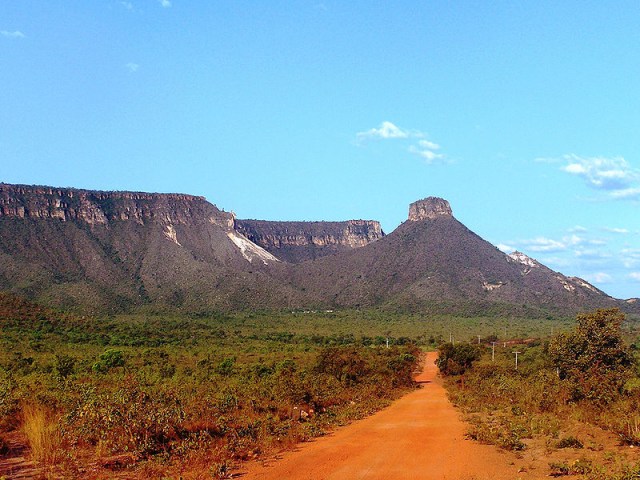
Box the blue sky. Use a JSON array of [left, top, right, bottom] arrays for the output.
[[1, 1, 639, 299]]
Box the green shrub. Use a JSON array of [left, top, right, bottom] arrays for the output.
[[548, 308, 634, 404], [436, 342, 481, 376], [92, 349, 125, 374]]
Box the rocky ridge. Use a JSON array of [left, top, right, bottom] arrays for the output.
[[235, 219, 384, 263], [0, 183, 235, 229]]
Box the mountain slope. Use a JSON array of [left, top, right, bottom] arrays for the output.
[[284, 198, 624, 315], [0, 184, 289, 312]]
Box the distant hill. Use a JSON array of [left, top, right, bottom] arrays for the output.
[[0, 183, 636, 316]]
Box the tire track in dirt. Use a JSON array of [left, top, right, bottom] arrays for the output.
[[239, 351, 528, 480]]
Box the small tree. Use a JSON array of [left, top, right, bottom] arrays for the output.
[[548, 308, 634, 403], [436, 342, 481, 376]]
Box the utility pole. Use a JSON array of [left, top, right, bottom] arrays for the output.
[[512, 351, 521, 370], [492, 342, 496, 362], [477, 335, 481, 344]]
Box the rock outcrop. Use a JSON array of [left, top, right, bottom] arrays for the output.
[[0, 183, 235, 229], [408, 197, 452, 221], [235, 219, 384, 263]]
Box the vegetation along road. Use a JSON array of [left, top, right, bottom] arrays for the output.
[[240, 351, 527, 480]]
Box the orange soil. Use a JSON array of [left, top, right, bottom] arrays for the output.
[[238, 351, 529, 480]]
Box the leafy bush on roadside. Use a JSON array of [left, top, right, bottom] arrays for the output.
[[436, 342, 481, 376]]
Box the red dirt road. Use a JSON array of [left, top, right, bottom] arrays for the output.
[[239, 352, 524, 480]]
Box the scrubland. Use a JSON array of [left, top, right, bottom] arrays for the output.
[[440, 308, 640, 479], [3, 291, 637, 479]]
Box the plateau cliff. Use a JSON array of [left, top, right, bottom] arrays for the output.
[[0, 183, 286, 312], [235, 219, 384, 263]]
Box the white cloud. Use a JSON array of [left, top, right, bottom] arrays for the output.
[[1, 30, 25, 39], [522, 236, 568, 253], [560, 154, 640, 197], [622, 248, 640, 268], [610, 187, 640, 200], [574, 249, 611, 260], [356, 121, 410, 142], [159, 0, 172, 7], [417, 139, 440, 150], [629, 272, 640, 282], [356, 121, 446, 164], [568, 225, 588, 233], [125, 62, 139, 72], [408, 145, 445, 163], [603, 227, 629, 234], [540, 256, 572, 268], [496, 243, 514, 253], [583, 272, 613, 284]]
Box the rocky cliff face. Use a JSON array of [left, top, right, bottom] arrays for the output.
[[0, 183, 235, 229], [235, 219, 384, 263], [408, 197, 452, 221]]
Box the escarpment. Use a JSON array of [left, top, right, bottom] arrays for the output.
[[235, 219, 384, 263], [0, 183, 235, 229]]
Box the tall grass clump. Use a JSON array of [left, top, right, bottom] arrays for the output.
[[21, 403, 62, 466]]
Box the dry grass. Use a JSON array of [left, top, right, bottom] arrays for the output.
[[21, 404, 62, 467]]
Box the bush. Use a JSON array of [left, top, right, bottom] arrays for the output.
[[548, 308, 634, 404], [92, 349, 125, 374], [436, 342, 481, 376]]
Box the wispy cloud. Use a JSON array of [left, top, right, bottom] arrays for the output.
[[356, 121, 411, 142], [622, 248, 640, 269], [574, 249, 611, 260], [506, 233, 608, 255], [159, 0, 172, 7], [563, 154, 638, 190], [583, 272, 613, 284], [355, 121, 446, 164], [629, 272, 640, 282], [1, 30, 25, 39], [520, 236, 569, 253], [516, 234, 590, 253], [496, 243, 515, 253], [610, 187, 640, 200], [125, 62, 139, 73], [120, 1, 134, 10], [602, 227, 629, 234], [409, 140, 445, 164], [539, 154, 640, 200]]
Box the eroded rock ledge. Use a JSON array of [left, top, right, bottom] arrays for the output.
[[408, 197, 452, 221]]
